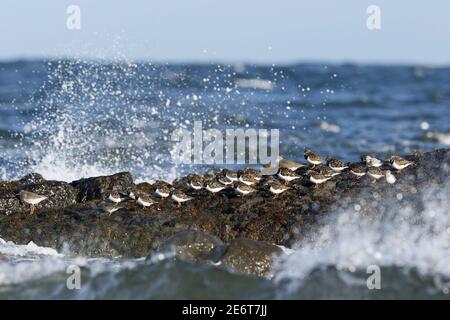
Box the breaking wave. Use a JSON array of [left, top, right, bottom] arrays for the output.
[[272, 183, 450, 298]]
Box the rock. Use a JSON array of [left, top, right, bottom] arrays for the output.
[[71, 172, 135, 202], [0, 148, 448, 268], [158, 230, 225, 263], [19, 173, 45, 185], [219, 238, 284, 277]]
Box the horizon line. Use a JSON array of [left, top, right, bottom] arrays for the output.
[[1, 55, 450, 68]]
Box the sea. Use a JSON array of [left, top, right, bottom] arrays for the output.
[[0, 59, 449, 299]]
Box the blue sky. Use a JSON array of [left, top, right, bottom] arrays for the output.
[[1, 0, 449, 64]]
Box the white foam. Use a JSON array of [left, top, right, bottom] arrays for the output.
[[0, 238, 62, 257], [273, 183, 450, 288]]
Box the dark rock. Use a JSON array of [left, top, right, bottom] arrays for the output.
[[70, 172, 135, 202], [0, 148, 448, 270], [19, 173, 45, 185], [219, 238, 284, 277], [158, 230, 225, 263]]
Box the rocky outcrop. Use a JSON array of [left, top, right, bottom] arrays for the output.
[[70, 172, 135, 202], [0, 148, 449, 276]]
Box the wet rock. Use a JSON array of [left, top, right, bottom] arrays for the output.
[[19, 173, 45, 185], [71, 172, 134, 202], [0, 148, 447, 264], [219, 238, 284, 277], [158, 230, 225, 263]]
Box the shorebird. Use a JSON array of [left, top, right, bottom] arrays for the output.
[[242, 168, 262, 181], [188, 175, 204, 190], [367, 167, 384, 182], [361, 155, 383, 168], [239, 173, 258, 186], [277, 156, 308, 171], [349, 163, 367, 179], [127, 191, 136, 201], [326, 157, 348, 172], [268, 181, 290, 199], [136, 194, 156, 209], [385, 170, 397, 184], [18, 190, 48, 215], [171, 190, 194, 209], [225, 170, 239, 182], [304, 148, 323, 168], [205, 180, 226, 195], [277, 168, 301, 185], [154, 184, 172, 198], [306, 170, 331, 189], [218, 176, 234, 186], [235, 183, 256, 196], [317, 165, 341, 177], [389, 156, 414, 171], [108, 191, 124, 204], [98, 202, 123, 216]]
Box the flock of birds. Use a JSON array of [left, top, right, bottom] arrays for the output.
[[16, 148, 415, 215]]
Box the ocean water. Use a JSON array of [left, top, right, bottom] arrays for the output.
[[0, 59, 450, 299]]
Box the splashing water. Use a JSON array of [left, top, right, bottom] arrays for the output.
[[2, 60, 449, 182], [272, 183, 450, 297], [23, 60, 175, 182]]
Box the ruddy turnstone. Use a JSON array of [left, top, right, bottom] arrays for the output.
[[235, 183, 256, 196], [268, 181, 290, 199], [277, 168, 301, 185], [367, 167, 384, 182], [18, 190, 48, 215], [242, 168, 262, 181], [277, 156, 307, 171], [304, 148, 323, 167], [99, 202, 123, 216], [154, 184, 172, 198], [188, 175, 204, 190], [108, 191, 124, 204], [306, 170, 331, 189], [136, 194, 156, 209], [239, 173, 258, 186], [225, 170, 239, 182], [326, 157, 348, 172], [218, 176, 234, 186], [205, 180, 226, 194], [318, 165, 341, 177], [127, 191, 136, 201], [171, 190, 194, 208], [361, 155, 383, 168], [349, 163, 367, 179], [385, 170, 397, 184], [389, 156, 414, 171]]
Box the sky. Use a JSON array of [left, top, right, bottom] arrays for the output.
[[1, 0, 449, 65]]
